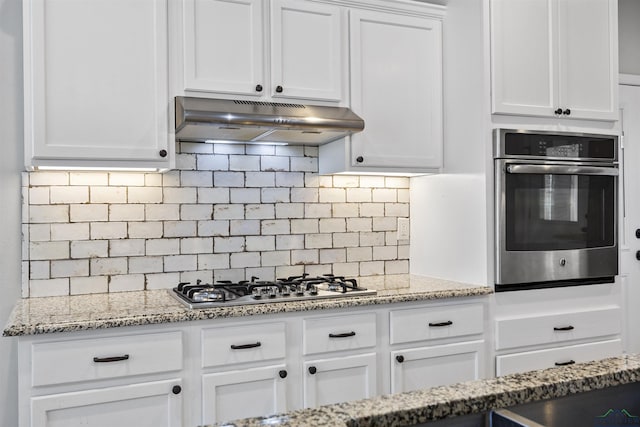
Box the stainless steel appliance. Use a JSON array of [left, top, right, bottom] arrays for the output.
[[175, 96, 365, 145], [494, 129, 619, 291], [171, 274, 376, 309]]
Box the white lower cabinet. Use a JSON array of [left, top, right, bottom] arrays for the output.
[[390, 341, 484, 394], [201, 365, 288, 424], [303, 353, 377, 408], [30, 380, 182, 427], [493, 283, 623, 377]]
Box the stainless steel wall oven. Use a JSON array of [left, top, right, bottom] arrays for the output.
[[494, 129, 619, 292]]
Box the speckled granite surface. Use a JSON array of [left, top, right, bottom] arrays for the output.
[[209, 354, 640, 427], [2, 274, 491, 336]]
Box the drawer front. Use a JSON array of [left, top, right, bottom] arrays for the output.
[[303, 313, 376, 355], [496, 339, 622, 376], [31, 331, 183, 387], [390, 303, 484, 345], [495, 306, 621, 350], [202, 322, 286, 368]]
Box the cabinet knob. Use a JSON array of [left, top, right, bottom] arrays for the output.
[[172, 385, 182, 395], [554, 108, 563, 115], [275, 85, 283, 93], [279, 370, 288, 379], [356, 156, 364, 163], [636, 229, 640, 239], [308, 366, 317, 375], [636, 250, 640, 261], [255, 84, 263, 92], [159, 149, 167, 158], [396, 355, 404, 363], [562, 109, 571, 116]]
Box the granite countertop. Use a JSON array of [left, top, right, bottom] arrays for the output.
[[209, 354, 640, 427], [2, 274, 492, 336]]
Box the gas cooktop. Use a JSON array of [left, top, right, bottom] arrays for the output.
[[171, 274, 376, 309]]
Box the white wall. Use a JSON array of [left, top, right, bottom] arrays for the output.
[[0, 0, 23, 425], [619, 0, 640, 75]]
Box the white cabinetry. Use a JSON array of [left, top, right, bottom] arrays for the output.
[[320, 6, 443, 174], [493, 284, 623, 377], [200, 321, 288, 425], [389, 302, 485, 394], [19, 329, 184, 427], [181, 0, 345, 103], [490, 0, 618, 121], [23, 0, 172, 170], [301, 312, 377, 407]]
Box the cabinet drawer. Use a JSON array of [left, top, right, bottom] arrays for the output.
[[495, 306, 621, 350], [496, 339, 622, 376], [303, 313, 376, 355], [31, 331, 183, 387], [202, 322, 286, 368], [389, 303, 484, 345]]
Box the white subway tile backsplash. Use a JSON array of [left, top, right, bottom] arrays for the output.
[[261, 188, 290, 203], [51, 223, 90, 241], [90, 222, 128, 240], [90, 257, 128, 275], [69, 276, 109, 295], [71, 240, 108, 259], [128, 222, 163, 239], [230, 252, 261, 268], [90, 186, 127, 203], [109, 204, 145, 221], [198, 188, 229, 204], [29, 205, 69, 223], [164, 254, 197, 272], [29, 187, 50, 205], [164, 220, 197, 238], [128, 187, 163, 203], [23, 144, 410, 296], [51, 259, 89, 278], [30, 241, 69, 260]]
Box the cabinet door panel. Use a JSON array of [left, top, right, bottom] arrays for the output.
[[202, 365, 287, 425], [557, 0, 617, 120], [490, 0, 556, 116], [24, 0, 169, 166], [350, 10, 442, 169], [271, 0, 344, 101], [390, 341, 484, 394], [183, 0, 264, 95], [30, 379, 182, 427], [303, 353, 376, 408]]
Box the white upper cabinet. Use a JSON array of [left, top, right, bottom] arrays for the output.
[[320, 8, 443, 174], [23, 0, 172, 170], [490, 0, 618, 121], [181, 0, 345, 103]]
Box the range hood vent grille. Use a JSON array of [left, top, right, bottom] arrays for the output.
[[175, 96, 364, 146]]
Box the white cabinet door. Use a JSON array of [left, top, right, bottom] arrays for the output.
[[201, 365, 287, 425], [23, 0, 171, 169], [270, 0, 345, 102], [490, 0, 617, 121], [182, 0, 264, 96], [303, 353, 376, 408], [348, 10, 443, 170], [30, 379, 182, 427], [390, 341, 484, 394], [556, 0, 617, 120]]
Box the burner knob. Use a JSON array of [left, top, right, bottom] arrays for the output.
[[308, 285, 318, 296], [253, 293, 262, 300]]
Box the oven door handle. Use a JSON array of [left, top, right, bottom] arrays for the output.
[[506, 164, 619, 176]]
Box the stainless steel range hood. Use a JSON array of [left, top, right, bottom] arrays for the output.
[[175, 96, 364, 145]]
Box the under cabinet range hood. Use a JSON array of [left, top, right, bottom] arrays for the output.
[[175, 96, 364, 145]]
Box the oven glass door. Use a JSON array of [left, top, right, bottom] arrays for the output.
[[504, 164, 616, 252]]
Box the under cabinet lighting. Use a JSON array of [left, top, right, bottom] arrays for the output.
[[204, 139, 289, 146]]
